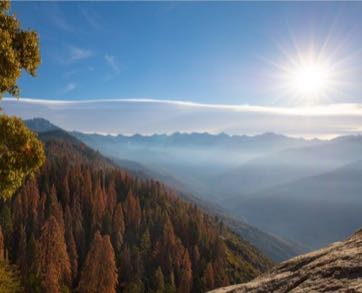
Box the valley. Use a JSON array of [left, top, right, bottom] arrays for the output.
[[72, 126, 362, 251]]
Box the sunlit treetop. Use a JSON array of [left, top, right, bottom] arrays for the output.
[[0, 0, 44, 201], [0, 0, 40, 98], [0, 115, 45, 200]]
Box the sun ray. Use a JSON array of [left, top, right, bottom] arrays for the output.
[[261, 32, 358, 107]]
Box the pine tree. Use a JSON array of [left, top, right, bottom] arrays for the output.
[[119, 244, 132, 282], [37, 216, 71, 292], [64, 207, 78, 283], [164, 272, 176, 293], [78, 232, 117, 293], [91, 178, 106, 232], [139, 229, 151, 258], [49, 185, 64, 230], [154, 266, 165, 293], [203, 262, 215, 290], [111, 203, 125, 252], [105, 179, 117, 214], [26, 234, 42, 292], [177, 249, 192, 293], [123, 191, 141, 228], [16, 225, 27, 281]]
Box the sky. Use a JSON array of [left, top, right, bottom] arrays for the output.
[[4, 1, 362, 137]]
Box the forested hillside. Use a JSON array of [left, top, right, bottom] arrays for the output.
[[26, 118, 303, 263], [0, 130, 272, 292]]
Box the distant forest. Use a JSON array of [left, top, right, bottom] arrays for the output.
[[0, 135, 271, 292]]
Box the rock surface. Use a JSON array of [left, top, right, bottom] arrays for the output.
[[209, 229, 362, 292]]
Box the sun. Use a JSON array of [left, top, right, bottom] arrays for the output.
[[291, 61, 331, 97], [275, 54, 336, 104], [266, 38, 350, 106]]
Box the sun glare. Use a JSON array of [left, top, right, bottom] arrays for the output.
[[274, 53, 338, 105], [268, 38, 352, 106], [291, 62, 331, 97]]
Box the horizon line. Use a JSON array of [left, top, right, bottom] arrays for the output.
[[26, 117, 350, 141]]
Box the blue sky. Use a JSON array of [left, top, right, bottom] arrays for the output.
[[11, 1, 362, 106], [4, 1, 362, 138]]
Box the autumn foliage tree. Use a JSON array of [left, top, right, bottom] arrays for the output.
[[0, 0, 44, 201], [78, 232, 117, 293], [0, 0, 44, 281], [0, 116, 45, 200], [177, 249, 192, 293], [154, 266, 165, 293], [0, 0, 40, 98], [37, 216, 71, 292]]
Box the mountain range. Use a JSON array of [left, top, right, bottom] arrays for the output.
[[25, 118, 303, 262], [68, 122, 362, 251], [72, 130, 319, 200]]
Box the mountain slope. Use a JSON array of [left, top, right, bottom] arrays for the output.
[[25, 117, 60, 133], [226, 160, 362, 249], [217, 134, 362, 198], [26, 118, 304, 262], [256, 158, 362, 203], [3, 122, 273, 292], [209, 229, 362, 292], [112, 157, 306, 263]]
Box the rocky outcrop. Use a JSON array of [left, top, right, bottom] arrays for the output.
[[209, 229, 362, 292]]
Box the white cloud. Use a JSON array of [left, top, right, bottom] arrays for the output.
[[55, 45, 94, 65], [58, 83, 77, 94], [80, 8, 101, 30], [2, 98, 362, 138], [68, 46, 93, 63], [105, 54, 120, 75]]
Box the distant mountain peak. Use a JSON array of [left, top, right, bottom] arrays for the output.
[[25, 117, 60, 133], [258, 132, 287, 139]]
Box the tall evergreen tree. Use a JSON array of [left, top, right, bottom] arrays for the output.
[[154, 266, 165, 293], [177, 249, 192, 293], [78, 232, 117, 293], [37, 216, 71, 292]]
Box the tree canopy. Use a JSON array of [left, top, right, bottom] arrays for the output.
[[0, 0, 40, 98], [0, 116, 45, 200], [0, 0, 44, 200]]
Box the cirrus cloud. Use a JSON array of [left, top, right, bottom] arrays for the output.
[[105, 54, 120, 75], [57, 82, 77, 94], [2, 97, 362, 139]]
